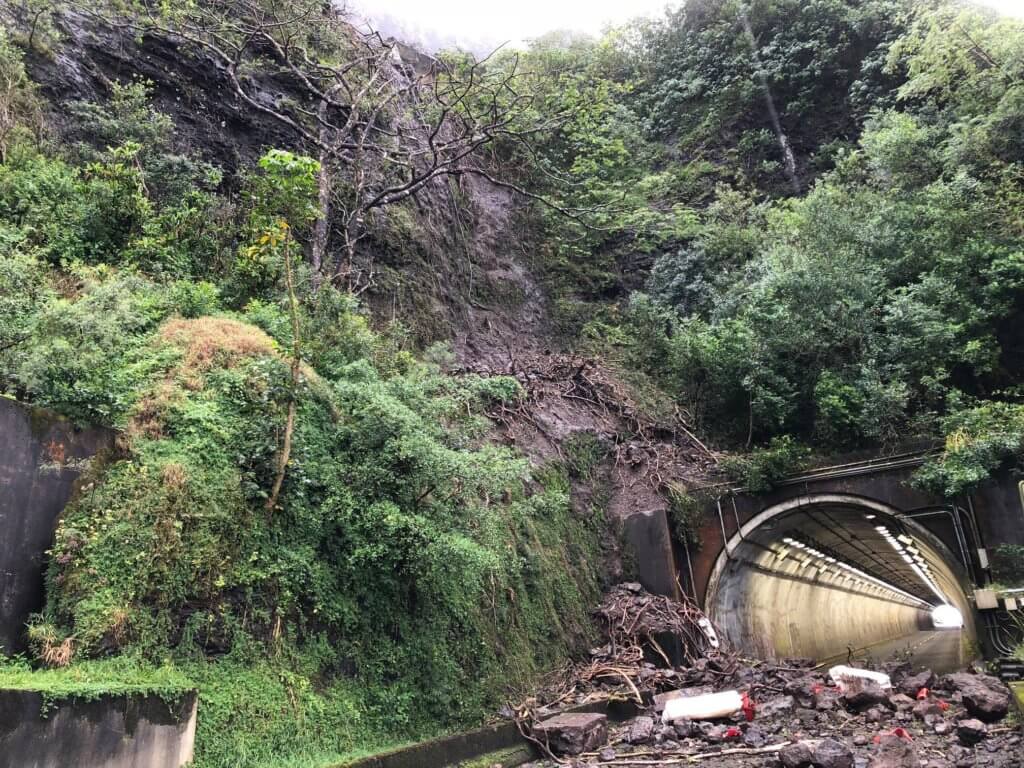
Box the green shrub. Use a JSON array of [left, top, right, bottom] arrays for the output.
[[915, 402, 1024, 496], [720, 436, 811, 494], [990, 544, 1024, 587]]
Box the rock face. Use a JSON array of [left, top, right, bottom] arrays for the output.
[[532, 712, 608, 755], [940, 673, 1011, 722]]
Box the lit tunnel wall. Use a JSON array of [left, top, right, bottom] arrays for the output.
[[705, 496, 977, 662]]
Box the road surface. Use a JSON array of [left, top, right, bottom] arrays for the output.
[[843, 629, 968, 675]]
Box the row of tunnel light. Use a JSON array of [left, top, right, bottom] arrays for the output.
[[873, 524, 950, 607], [777, 535, 936, 609]]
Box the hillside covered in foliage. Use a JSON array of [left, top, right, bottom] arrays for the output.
[[1, 0, 1023, 765]]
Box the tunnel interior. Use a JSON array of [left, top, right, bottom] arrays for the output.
[[705, 497, 977, 664]]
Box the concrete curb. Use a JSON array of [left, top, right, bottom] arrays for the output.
[[336, 699, 640, 768]]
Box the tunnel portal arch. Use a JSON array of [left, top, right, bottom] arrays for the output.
[[703, 493, 977, 663]]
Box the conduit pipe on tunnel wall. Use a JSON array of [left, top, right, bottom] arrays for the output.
[[705, 493, 978, 661]]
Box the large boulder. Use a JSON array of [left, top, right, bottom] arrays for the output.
[[940, 673, 1010, 722], [532, 712, 608, 755]]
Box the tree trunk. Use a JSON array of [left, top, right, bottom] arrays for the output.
[[310, 98, 333, 289], [741, 11, 802, 195], [267, 228, 302, 512]]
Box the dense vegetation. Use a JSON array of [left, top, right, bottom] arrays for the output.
[[2, 0, 1024, 764], [511, 0, 1024, 495], [0, 25, 603, 767]]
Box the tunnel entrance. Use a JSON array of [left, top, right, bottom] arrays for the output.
[[705, 494, 977, 668]]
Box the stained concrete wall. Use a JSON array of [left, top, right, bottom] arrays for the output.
[[0, 398, 114, 654], [0, 690, 196, 768], [709, 548, 930, 660], [623, 509, 680, 599]]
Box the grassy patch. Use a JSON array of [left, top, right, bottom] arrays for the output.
[[0, 656, 192, 702]]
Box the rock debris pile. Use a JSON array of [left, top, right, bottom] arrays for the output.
[[511, 586, 1021, 768]]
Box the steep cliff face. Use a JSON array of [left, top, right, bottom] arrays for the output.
[[20, 9, 528, 347], [18, 6, 713, 586]]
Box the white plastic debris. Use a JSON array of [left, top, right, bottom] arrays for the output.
[[827, 665, 892, 692], [697, 617, 721, 649], [661, 689, 743, 723]]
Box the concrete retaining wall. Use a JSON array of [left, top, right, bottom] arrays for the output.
[[0, 690, 197, 768], [0, 398, 114, 655]]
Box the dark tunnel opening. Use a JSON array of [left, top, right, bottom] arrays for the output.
[[705, 495, 977, 668]]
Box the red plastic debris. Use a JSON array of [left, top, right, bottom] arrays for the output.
[[741, 692, 756, 722], [875, 728, 914, 744], [937, 699, 950, 711], [725, 726, 742, 739], [916, 687, 929, 700]]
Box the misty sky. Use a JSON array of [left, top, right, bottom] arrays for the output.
[[349, 0, 1024, 49]]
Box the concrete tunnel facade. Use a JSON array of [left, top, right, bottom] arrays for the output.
[[703, 494, 978, 662]]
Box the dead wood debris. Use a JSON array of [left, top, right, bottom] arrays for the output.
[[466, 352, 719, 488], [512, 584, 736, 762]]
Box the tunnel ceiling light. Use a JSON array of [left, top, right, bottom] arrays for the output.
[[782, 532, 934, 609], [875, 525, 948, 607], [864, 514, 876, 520]]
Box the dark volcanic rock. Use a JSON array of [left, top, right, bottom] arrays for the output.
[[744, 725, 768, 748], [532, 712, 608, 755], [674, 719, 698, 738], [815, 689, 842, 711], [779, 740, 815, 768], [940, 673, 1010, 722], [814, 737, 854, 768], [888, 694, 915, 712], [868, 733, 919, 768], [841, 679, 890, 710], [627, 715, 655, 744], [911, 700, 945, 720], [761, 694, 798, 718], [786, 676, 825, 708], [881, 661, 913, 685], [956, 718, 987, 746], [898, 670, 936, 698]]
